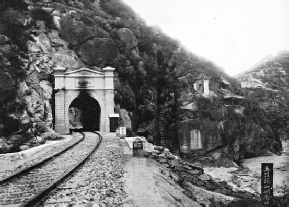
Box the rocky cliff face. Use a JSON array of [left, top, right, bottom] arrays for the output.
[[237, 51, 289, 146], [0, 0, 282, 160], [0, 0, 83, 152]]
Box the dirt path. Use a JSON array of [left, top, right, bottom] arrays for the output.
[[122, 156, 201, 207], [120, 139, 200, 207]]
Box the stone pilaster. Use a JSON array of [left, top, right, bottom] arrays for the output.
[[103, 67, 115, 132], [54, 89, 66, 133], [54, 66, 66, 133]]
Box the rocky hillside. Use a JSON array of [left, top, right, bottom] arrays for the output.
[[238, 50, 289, 143], [0, 0, 282, 162]]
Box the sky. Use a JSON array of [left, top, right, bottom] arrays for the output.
[[123, 0, 289, 76]]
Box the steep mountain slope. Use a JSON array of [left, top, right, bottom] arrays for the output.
[[0, 0, 281, 162], [238, 50, 289, 143]]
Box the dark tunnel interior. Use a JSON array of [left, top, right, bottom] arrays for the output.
[[69, 91, 101, 132]]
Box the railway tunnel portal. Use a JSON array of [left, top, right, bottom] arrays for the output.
[[54, 66, 115, 134]]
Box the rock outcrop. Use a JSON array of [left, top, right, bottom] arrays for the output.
[[0, 0, 281, 166], [237, 51, 289, 151]]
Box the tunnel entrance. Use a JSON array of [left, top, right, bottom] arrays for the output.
[[69, 91, 101, 132], [54, 67, 115, 133]]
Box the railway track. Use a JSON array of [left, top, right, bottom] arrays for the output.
[[0, 134, 84, 182], [0, 131, 102, 207]]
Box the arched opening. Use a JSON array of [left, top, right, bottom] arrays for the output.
[[68, 91, 101, 132]]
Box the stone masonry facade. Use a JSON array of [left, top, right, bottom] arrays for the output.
[[54, 66, 115, 134]]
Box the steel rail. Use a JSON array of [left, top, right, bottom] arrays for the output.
[[0, 133, 85, 185], [21, 131, 102, 207]]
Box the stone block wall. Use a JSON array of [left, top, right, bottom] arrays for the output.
[[143, 143, 260, 204], [177, 119, 223, 155]]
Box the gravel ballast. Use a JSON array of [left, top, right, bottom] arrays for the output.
[[42, 132, 126, 206]]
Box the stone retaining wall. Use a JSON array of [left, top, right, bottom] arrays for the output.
[[142, 141, 260, 204]]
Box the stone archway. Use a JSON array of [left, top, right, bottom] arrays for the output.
[[69, 91, 101, 131], [54, 67, 115, 134]]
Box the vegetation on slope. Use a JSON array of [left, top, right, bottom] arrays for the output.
[[0, 0, 282, 162]]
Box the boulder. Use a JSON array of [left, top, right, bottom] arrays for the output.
[[115, 28, 138, 50], [196, 181, 205, 186], [168, 159, 180, 168], [23, 90, 45, 122], [85, 0, 101, 12], [152, 149, 161, 154], [220, 157, 239, 168], [101, 20, 112, 31], [35, 20, 46, 30], [146, 135, 154, 143], [154, 146, 164, 151], [2, 8, 31, 27], [18, 81, 30, 97], [74, 1, 84, 10], [164, 148, 170, 153], [77, 38, 119, 67], [37, 32, 52, 52], [60, 15, 109, 46], [137, 128, 146, 136], [51, 17, 61, 30], [123, 18, 141, 38], [18, 144, 29, 151], [39, 80, 53, 100], [60, 15, 93, 46], [51, 50, 82, 70], [47, 30, 65, 47], [137, 61, 147, 77], [40, 131, 64, 140], [198, 174, 212, 181], [130, 47, 140, 59], [0, 142, 14, 153], [166, 154, 176, 160], [4, 131, 34, 149], [17, 110, 31, 132], [27, 40, 41, 53], [3, 109, 31, 134], [190, 169, 200, 175], [35, 122, 53, 133], [0, 42, 12, 53], [36, 136, 46, 144], [0, 34, 9, 44], [212, 152, 222, 161], [158, 153, 165, 158], [159, 158, 167, 164], [43, 101, 53, 126], [183, 165, 193, 171]]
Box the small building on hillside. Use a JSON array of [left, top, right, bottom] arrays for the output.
[[193, 74, 210, 96]]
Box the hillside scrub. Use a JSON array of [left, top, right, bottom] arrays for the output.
[[0, 0, 281, 162], [238, 51, 289, 145]]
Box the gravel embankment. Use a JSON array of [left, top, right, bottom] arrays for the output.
[[0, 135, 82, 180], [0, 132, 97, 206], [42, 132, 125, 206]]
